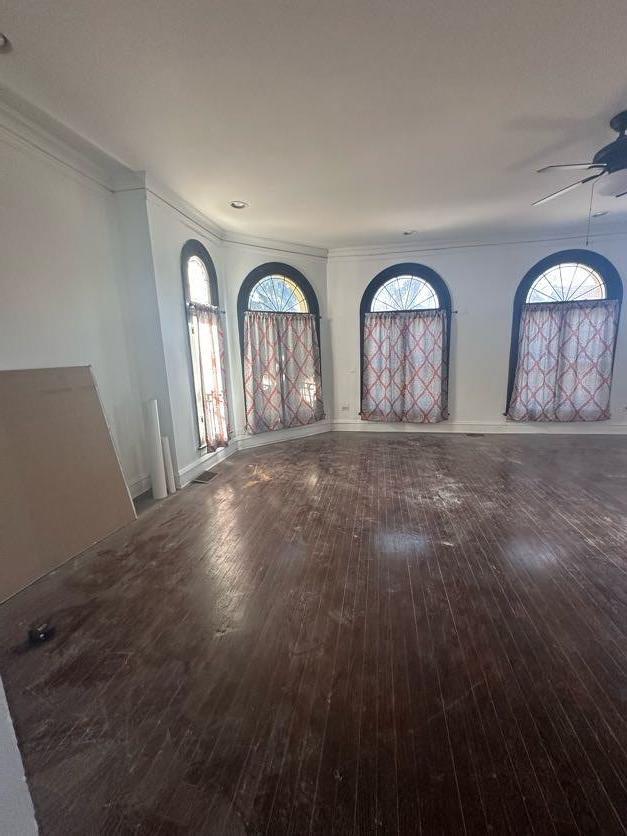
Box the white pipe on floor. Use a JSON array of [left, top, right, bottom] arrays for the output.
[[144, 399, 167, 500], [161, 435, 176, 495]]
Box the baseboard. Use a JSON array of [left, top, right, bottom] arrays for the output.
[[176, 420, 333, 486], [331, 418, 627, 435], [235, 420, 333, 450], [148, 415, 627, 496], [177, 444, 238, 487], [128, 474, 151, 498]]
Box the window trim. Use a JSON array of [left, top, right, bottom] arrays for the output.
[[181, 239, 219, 308], [506, 249, 623, 412], [247, 273, 308, 313], [370, 274, 440, 312], [181, 239, 221, 449], [237, 263, 323, 432], [236, 261, 321, 363], [359, 263, 452, 408]]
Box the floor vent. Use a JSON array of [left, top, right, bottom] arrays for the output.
[[192, 470, 218, 484]]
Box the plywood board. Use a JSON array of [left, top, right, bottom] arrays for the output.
[[0, 366, 136, 601]]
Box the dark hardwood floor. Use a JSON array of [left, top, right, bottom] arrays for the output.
[[1, 432, 626, 835]]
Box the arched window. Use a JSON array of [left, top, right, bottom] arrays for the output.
[[248, 274, 308, 312], [507, 250, 622, 422], [237, 263, 324, 434], [185, 254, 214, 306], [181, 240, 229, 450], [525, 262, 606, 304], [370, 274, 440, 311], [360, 264, 452, 424]]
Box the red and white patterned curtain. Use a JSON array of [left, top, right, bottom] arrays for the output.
[[361, 310, 448, 423], [187, 305, 230, 449], [244, 311, 324, 434], [508, 299, 619, 422]]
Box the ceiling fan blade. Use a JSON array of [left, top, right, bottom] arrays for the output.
[[532, 173, 604, 206], [537, 163, 606, 173], [616, 190, 627, 198]]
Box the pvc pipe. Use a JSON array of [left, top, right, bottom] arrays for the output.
[[144, 399, 167, 500], [161, 435, 176, 495]]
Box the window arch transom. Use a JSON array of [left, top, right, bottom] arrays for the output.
[[370, 275, 439, 311], [248, 275, 308, 313], [526, 262, 606, 304], [186, 255, 212, 306]]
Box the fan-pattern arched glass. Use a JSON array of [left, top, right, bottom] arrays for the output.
[[187, 255, 211, 305], [248, 275, 308, 312], [526, 263, 606, 304], [370, 275, 439, 311]]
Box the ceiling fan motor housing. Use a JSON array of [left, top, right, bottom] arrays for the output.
[[593, 135, 627, 173], [592, 111, 627, 173]]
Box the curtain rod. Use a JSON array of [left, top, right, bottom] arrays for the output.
[[188, 301, 321, 319], [244, 310, 321, 319]]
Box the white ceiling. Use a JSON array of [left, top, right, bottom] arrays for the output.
[[1, 0, 627, 247]]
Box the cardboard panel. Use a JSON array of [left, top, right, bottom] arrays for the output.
[[0, 367, 136, 601]]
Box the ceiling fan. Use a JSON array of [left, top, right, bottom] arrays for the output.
[[533, 110, 627, 206]]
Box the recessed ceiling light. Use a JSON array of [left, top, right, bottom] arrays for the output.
[[592, 210, 608, 218], [230, 200, 249, 210], [402, 230, 416, 236]]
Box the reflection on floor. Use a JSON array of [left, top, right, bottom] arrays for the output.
[[1, 432, 626, 834]]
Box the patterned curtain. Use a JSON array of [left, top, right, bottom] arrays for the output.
[[244, 311, 324, 434], [187, 305, 230, 449], [361, 310, 448, 423], [508, 299, 619, 422], [243, 311, 283, 433]]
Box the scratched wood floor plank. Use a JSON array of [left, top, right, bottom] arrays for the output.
[[0, 432, 626, 835]]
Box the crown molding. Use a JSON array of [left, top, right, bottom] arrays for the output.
[[3, 85, 625, 260], [139, 173, 328, 257], [327, 226, 627, 261], [0, 85, 329, 258], [141, 174, 225, 246], [221, 230, 328, 260], [140, 177, 328, 258], [110, 169, 148, 192], [0, 85, 131, 192]]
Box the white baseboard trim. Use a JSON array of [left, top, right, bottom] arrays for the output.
[[235, 420, 333, 450], [177, 444, 238, 487], [176, 420, 333, 486], [148, 415, 627, 496], [331, 418, 627, 435], [128, 474, 151, 498]]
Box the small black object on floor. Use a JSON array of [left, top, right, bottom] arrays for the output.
[[28, 623, 55, 646]]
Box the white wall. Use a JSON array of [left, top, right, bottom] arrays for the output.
[[327, 234, 627, 432], [114, 187, 175, 479], [146, 189, 333, 482], [146, 192, 225, 478], [0, 131, 148, 491]]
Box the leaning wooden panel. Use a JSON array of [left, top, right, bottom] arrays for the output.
[[0, 366, 136, 601]]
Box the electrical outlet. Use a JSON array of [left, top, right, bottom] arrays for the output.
[[341, 405, 350, 412]]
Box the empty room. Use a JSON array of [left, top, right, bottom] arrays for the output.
[[1, 1, 626, 833]]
